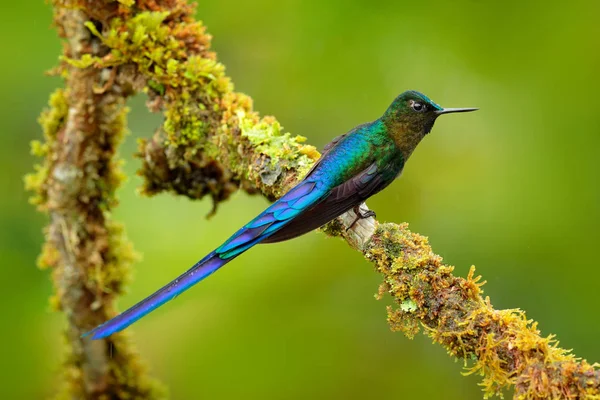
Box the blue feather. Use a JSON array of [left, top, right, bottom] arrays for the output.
[[83, 252, 225, 339], [83, 179, 328, 339]]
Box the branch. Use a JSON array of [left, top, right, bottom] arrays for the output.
[[26, 2, 165, 399], [28, 1, 599, 399]]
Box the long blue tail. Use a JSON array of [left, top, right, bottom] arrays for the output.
[[83, 252, 227, 339], [83, 179, 328, 339]]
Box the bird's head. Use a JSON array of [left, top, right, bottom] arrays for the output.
[[384, 90, 477, 135], [382, 90, 477, 158]]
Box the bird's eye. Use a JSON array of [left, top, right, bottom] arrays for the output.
[[411, 101, 426, 112]]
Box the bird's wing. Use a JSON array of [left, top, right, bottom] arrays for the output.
[[214, 132, 357, 258], [215, 178, 330, 258], [262, 161, 389, 243]]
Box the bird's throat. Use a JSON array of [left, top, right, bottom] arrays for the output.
[[386, 120, 427, 162]]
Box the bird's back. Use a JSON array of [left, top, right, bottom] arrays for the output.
[[308, 119, 401, 187]]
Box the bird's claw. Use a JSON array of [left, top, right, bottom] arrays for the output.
[[346, 205, 376, 231]]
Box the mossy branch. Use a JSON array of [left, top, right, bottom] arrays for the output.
[[26, 2, 167, 399], [28, 1, 599, 399]]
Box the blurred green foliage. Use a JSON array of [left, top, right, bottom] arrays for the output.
[[3, 1, 599, 398]]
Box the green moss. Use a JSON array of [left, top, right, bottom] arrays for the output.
[[239, 112, 318, 179], [103, 106, 131, 208], [39, 88, 68, 142], [147, 79, 165, 95], [320, 218, 346, 237], [78, 11, 231, 144], [30, 140, 48, 157], [25, 88, 69, 208], [61, 53, 96, 68], [400, 299, 417, 312], [68, 9, 321, 204], [85, 219, 140, 301], [371, 223, 407, 259]]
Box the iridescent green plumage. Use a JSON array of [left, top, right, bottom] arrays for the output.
[[84, 90, 476, 340]]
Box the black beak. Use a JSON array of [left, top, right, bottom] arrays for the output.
[[435, 107, 478, 115]]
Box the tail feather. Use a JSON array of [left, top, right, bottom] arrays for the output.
[[83, 179, 329, 339], [83, 252, 227, 339]]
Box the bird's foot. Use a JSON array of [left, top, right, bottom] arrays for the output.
[[347, 205, 376, 231]]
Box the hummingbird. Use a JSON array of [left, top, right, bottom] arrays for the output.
[[84, 90, 477, 339]]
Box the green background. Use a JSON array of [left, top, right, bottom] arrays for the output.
[[2, 1, 599, 398]]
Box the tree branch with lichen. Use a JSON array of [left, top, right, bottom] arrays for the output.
[[27, 1, 600, 399]]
